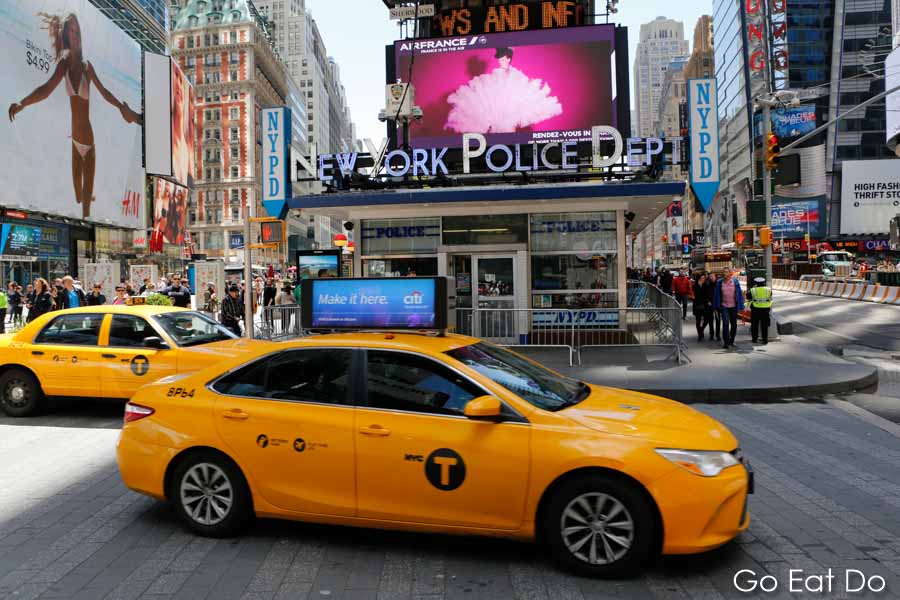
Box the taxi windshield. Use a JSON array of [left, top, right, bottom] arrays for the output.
[[152, 312, 237, 347], [446, 342, 587, 411]]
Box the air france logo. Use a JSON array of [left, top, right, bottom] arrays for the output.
[[404, 291, 424, 305]]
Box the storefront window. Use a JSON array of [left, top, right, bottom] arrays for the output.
[[360, 218, 439, 256], [362, 257, 438, 278], [530, 213, 618, 309], [442, 214, 528, 246]]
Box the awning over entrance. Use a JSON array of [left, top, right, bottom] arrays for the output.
[[286, 181, 685, 220]]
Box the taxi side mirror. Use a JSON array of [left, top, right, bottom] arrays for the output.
[[463, 396, 502, 421], [143, 337, 169, 350]]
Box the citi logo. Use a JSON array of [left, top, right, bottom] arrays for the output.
[[403, 292, 424, 305]]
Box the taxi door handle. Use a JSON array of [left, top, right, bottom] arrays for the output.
[[102, 353, 116, 359], [221, 410, 249, 420], [31, 351, 44, 356], [359, 425, 391, 437]]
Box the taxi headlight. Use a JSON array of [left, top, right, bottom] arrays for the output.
[[655, 449, 739, 477]]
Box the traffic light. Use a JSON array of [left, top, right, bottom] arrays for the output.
[[735, 227, 757, 249], [759, 226, 772, 247], [765, 133, 781, 171], [260, 220, 284, 243]]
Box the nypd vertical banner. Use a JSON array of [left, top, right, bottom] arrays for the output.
[[261, 107, 291, 218], [687, 79, 721, 212]]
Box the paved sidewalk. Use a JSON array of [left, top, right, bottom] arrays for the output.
[[525, 315, 878, 403]]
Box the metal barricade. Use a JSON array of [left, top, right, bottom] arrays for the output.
[[255, 306, 304, 341], [454, 308, 578, 365]]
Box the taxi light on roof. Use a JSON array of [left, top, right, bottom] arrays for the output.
[[300, 277, 449, 331], [126, 297, 147, 306]]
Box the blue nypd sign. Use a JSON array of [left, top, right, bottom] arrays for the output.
[[261, 107, 291, 219], [687, 78, 721, 212]]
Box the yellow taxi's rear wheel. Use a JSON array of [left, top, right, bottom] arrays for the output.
[[541, 474, 658, 578], [170, 451, 252, 537], [0, 369, 43, 417]]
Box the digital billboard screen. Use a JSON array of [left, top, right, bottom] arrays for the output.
[[150, 178, 188, 252], [297, 250, 341, 279], [1, 0, 145, 226], [394, 25, 618, 148], [0, 224, 41, 257], [145, 54, 195, 187], [771, 197, 824, 239], [302, 278, 448, 330]]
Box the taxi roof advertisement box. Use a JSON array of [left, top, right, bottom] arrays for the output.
[[301, 278, 449, 331], [0, 0, 145, 227], [840, 160, 900, 235]]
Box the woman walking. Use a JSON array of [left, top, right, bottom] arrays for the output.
[[27, 279, 54, 323], [705, 273, 721, 342]]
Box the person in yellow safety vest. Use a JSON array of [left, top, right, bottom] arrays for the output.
[[748, 276, 773, 345]]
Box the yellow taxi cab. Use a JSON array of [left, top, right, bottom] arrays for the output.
[[117, 331, 752, 577], [0, 304, 272, 417]]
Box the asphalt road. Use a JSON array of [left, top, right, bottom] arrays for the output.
[[774, 290, 900, 351], [1, 399, 899, 599]]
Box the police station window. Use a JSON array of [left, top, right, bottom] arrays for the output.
[[361, 218, 440, 256], [35, 314, 104, 346], [530, 213, 618, 309], [108, 315, 156, 348], [365, 351, 481, 416], [212, 349, 352, 404], [442, 214, 528, 246]]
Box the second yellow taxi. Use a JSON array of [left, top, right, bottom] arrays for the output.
[[0, 305, 272, 417], [117, 331, 752, 578]]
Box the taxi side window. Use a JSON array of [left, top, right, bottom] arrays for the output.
[[212, 349, 352, 405], [109, 315, 156, 348], [365, 351, 481, 416], [34, 314, 104, 346]]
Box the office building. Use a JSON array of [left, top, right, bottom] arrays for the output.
[[633, 17, 689, 138]]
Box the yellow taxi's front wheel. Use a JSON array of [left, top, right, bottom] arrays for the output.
[[0, 369, 44, 418], [169, 450, 253, 537], [541, 473, 659, 578]]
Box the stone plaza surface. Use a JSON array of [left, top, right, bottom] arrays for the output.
[[0, 399, 899, 600]]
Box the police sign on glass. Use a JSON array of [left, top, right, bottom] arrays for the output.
[[688, 79, 721, 212]]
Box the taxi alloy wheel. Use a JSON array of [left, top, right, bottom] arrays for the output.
[[171, 451, 252, 537], [180, 463, 234, 527], [560, 493, 634, 566], [541, 474, 657, 578], [0, 369, 43, 417]]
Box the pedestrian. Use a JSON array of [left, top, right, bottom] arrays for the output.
[[138, 278, 151, 295], [52, 278, 65, 311], [658, 268, 672, 294], [220, 285, 244, 337], [27, 278, 54, 323], [140, 282, 157, 297], [202, 282, 219, 317], [712, 268, 745, 349], [0, 286, 8, 334], [24, 283, 35, 321], [262, 276, 277, 328], [747, 276, 773, 345], [672, 270, 692, 320], [7, 282, 21, 327], [60, 275, 86, 309], [86, 283, 106, 306], [111, 284, 128, 305], [163, 274, 192, 308], [705, 273, 721, 342], [692, 273, 713, 342]]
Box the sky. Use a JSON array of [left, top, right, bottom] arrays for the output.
[[305, 0, 711, 145]]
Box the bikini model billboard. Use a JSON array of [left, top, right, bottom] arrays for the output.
[[3, 0, 144, 226]]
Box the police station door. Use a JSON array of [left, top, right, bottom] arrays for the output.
[[472, 254, 519, 344]]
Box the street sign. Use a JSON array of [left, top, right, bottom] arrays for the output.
[[687, 79, 721, 212], [390, 4, 435, 19]]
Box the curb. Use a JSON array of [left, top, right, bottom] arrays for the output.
[[627, 368, 879, 403], [826, 398, 900, 439]]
